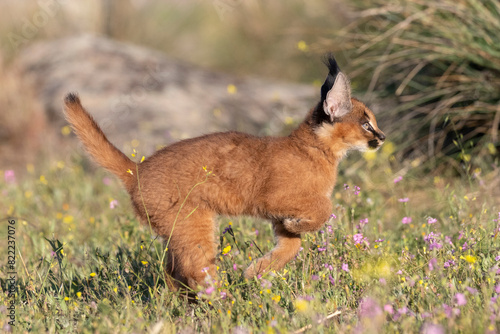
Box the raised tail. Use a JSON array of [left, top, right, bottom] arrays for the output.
[[63, 93, 136, 190]]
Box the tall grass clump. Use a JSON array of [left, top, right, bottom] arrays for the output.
[[328, 0, 500, 170]]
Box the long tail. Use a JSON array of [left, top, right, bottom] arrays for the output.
[[63, 93, 136, 190]]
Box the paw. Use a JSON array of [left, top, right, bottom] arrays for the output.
[[243, 265, 259, 279], [244, 259, 271, 279], [244, 264, 264, 279], [283, 218, 305, 234]]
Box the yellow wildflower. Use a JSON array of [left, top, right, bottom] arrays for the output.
[[222, 245, 231, 255], [297, 40, 309, 52], [227, 84, 237, 94], [465, 255, 476, 264], [294, 299, 309, 313]]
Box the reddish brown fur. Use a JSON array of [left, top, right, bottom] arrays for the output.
[[63, 68, 385, 291]]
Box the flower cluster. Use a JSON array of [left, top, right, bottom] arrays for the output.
[[423, 232, 442, 250]]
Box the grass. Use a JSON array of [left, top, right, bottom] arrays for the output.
[[1, 145, 499, 333]]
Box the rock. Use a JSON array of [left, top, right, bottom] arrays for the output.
[[17, 35, 316, 155], [0, 56, 46, 168]]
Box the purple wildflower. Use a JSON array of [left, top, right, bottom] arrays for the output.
[[353, 233, 370, 247], [358, 297, 382, 318], [375, 238, 385, 243], [328, 275, 335, 285], [427, 217, 438, 224], [353, 186, 361, 196], [109, 199, 118, 209], [443, 304, 452, 318], [455, 293, 466, 306], [383, 304, 394, 314], [4, 170, 16, 184], [205, 286, 215, 295], [261, 279, 272, 289], [393, 176, 403, 184], [356, 218, 369, 231], [311, 275, 319, 281], [429, 258, 438, 271], [398, 307, 408, 315], [445, 236, 453, 245], [494, 212, 500, 222], [444, 260, 456, 268], [402, 217, 412, 224], [462, 242, 468, 251], [424, 232, 442, 250], [422, 323, 445, 334], [353, 234, 364, 244], [342, 263, 349, 272], [431, 243, 443, 250], [323, 263, 333, 271], [398, 198, 409, 203], [466, 287, 478, 294]]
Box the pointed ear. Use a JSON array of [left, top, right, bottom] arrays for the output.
[[323, 72, 352, 121]]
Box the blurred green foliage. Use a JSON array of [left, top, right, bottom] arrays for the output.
[[325, 0, 500, 169]]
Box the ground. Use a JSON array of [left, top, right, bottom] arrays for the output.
[[1, 145, 499, 333]]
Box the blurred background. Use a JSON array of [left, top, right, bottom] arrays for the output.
[[0, 0, 499, 179]]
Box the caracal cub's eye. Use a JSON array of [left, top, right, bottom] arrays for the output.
[[362, 122, 371, 131]]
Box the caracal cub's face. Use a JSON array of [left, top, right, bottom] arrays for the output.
[[314, 62, 385, 155], [316, 99, 385, 155], [337, 98, 386, 152]]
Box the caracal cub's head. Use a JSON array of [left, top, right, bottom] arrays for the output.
[[312, 55, 385, 156]]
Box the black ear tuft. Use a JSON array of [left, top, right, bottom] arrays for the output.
[[311, 54, 343, 125], [323, 53, 341, 77], [320, 54, 341, 104], [64, 92, 80, 105]]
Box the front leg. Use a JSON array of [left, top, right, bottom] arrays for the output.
[[245, 219, 302, 278], [284, 217, 325, 234], [280, 197, 332, 234]]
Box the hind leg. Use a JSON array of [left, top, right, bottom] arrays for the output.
[[162, 208, 217, 291], [245, 219, 302, 278], [162, 243, 181, 291]]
